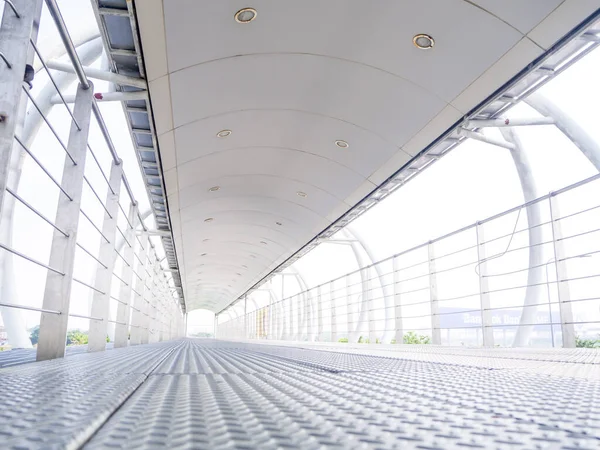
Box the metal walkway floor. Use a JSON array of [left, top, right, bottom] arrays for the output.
[[1, 339, 599, 449]]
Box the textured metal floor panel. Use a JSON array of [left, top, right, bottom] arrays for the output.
[[0, 343, 115, 368], [3, 339, 600, 449]]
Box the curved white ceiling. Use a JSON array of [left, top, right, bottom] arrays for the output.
[[135, 0, 597, 312]]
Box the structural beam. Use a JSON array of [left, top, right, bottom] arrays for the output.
[[88, 160, 123, 351], [467, 117, 555, 128], [45, 59, 146, 88], [37, 82, 94, 361]]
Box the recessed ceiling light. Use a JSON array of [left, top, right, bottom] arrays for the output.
[[296, 191, 307, 198], [413, 34, 434, 50], [235, 7, 257, 23], [202, 238, 210, 242], [241, 265, 248, 268], [208, 186, 220, 192], [260, 241, 267, 245], [335, 140, 349, 149], [236, 273, 242, 276], [275, 221, 282, 226], [204, 218, 214, 223], [216, 129, 232, 138], [200, 253, 207, 257]]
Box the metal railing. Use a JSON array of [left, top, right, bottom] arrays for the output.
[[0, 0, 184, 356], [218, 172, 600, 348]]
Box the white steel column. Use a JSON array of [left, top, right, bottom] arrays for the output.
[[37, 83, 94, 361], [0, 0, 42, 214], [366, 268, 375, 343], [393, 256, 403, 344], [316, 286, 323, 341], [140, 251, 152, 344], [88, 160, 122, 351], [330, 281, 337, 342], [428, 242, 441, 345], [130, 232, 148, 345], [549, 196, 576, 348], [114, 203, 137, 347], [476, 223, 495, 347]]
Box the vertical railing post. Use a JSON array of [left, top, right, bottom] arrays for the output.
[[140, 248, 154, 344], [393, 256, 403, 344], [366, 268, 375, 343], [0, 0, 43, 214], [330, 281, 337, 342], [244, 295, 247, 339], [36, 82, 94, 361], [130, 232, 148, 345], [88, 160, 123, 351], [428, 242, 441, 345], [549, 195, 576, 347], [476, 222, 494, 347], [345, 275, 352, 341], [317, 285, 323, 341], [114, 203, 137, 347]]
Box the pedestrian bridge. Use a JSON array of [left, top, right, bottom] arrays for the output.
[[1, 1, 600, 449]]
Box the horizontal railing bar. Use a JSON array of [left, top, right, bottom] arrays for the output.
[[112, 272, 129, 286], [13, 135, 73, 200], [80, 209, 110, 243], [29, 38, 81, 131], [72, 277, 105, 294], [0, 302, 60, 314], [6, 187, 68, 237], [110, 295, 127, 305], [0, 242, 64, 274], [69, 313, 102, 320], [22, 86, 76, 164], [84, 176, 112, 218], [114, 248, 131, 267], [76, 242, 107, 269]]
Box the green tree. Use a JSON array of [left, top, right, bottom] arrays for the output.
[[66, 329, 88, 346], [576, 334, 600, 348], [403, 331, 431, 344], [338, 337, 348, 343], [29, 325, 40, 345]]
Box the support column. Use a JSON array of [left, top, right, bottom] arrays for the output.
[[549, 195, 576, 348], [114, 203, 137, 347], [37, 83, 94, 361], [393, 256, 403, 344], [140, 252, 152, 344], [366, 268, 375, 343], [88, 160, 122, 351], [428, 242, 441, 345], [130, 232, 148, 345], [316, 286, 322, 341], [0, 0, 42, 214], [330, 281, 337, 342], [476, 222, 494, 347]]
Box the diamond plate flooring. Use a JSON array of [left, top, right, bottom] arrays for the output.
[[1, 339, 599, 449]]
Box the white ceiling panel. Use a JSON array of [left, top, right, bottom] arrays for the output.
[[174, 109, 401, 178], [134, 0, 595, 312]]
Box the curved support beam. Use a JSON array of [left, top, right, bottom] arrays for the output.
[[525, 92, 600, 172], [499, 128, 545, 347]]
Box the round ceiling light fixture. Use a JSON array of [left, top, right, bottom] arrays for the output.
[[204, 217, 214, 223], [296, 191, 307, 198], [208, 186, 220, 192], [235, 7, 257, 23], [200, 253, 207, 257], [275, 221, 282, 226], [216, 129, 232, 138], [202, 238, 210, 242], [335, 140, 349, 149], [241, 265, 248, 269], [413, 34, 434, 50], [236, 272, 242, 276], [260, 241, 267, 245]]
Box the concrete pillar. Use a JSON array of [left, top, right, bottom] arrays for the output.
[[428, 242, 441, 345], [549, 196, 576, 348], [130, 232, 148, 345], [114, 203, 137, 347], [88, 160, 122, 351], [393, 256, 403, 344], [476, 222, 495, 347], [0, 0, 42, 215], [37, 83, 94, 361], [330, 281, 337, 342]]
